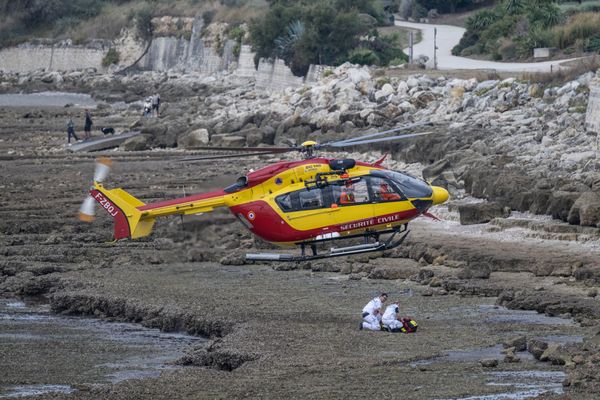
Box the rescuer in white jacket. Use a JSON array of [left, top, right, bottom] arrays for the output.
[[360, 293, 388, 331], [382, 302, 403, 331]]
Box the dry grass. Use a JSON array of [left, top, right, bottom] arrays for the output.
[[553, 12, 600, 50], [214, 0, 268, 24], [522, 55, 600, 85]]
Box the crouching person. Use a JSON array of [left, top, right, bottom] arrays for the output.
[[360, 293, 387, 331], [382, 302, 404, 332]]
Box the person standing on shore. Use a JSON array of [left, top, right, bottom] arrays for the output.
[[360, 293, 387, 331], [84, 109, 93, 140], [151, 93, 161, 117], [66, 115, 79, 145]]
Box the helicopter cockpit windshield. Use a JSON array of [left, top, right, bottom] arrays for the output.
[[371, 170, 432, 198], [224, 176, 248, 193]]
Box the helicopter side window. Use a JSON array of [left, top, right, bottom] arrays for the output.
[[369, 177, 404, 202], [299, 189, 324, 210], [331, 178, 370, 206], [276, 193, 294, 212]]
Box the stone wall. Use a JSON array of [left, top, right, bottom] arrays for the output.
[[586, 70, 600, 134], [255, 58, 304, 91], [0, 44, 107, 73], [236, 45, 256, 77]]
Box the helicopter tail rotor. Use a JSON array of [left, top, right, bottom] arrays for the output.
[[78, 157, 112, 222], [94, 157, 112, 183], [78, 196, 97, 222]]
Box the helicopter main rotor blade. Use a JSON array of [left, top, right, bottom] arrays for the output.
[[186, 146, 297, 153], [322, 131, 432, 148], [182, 151, 286, 162], [321, 121, 432, 148]]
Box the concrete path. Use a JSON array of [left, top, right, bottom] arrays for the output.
[[395, 20, 579, 72]]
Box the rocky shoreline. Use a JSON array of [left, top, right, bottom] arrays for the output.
[[1, 65, 600, 398]]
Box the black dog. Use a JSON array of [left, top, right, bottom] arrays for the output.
[[101, 127, 115, 135]]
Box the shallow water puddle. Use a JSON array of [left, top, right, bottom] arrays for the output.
[[412, 304, 578, 399], [0, 299, 204, 398], [1, 385, 75, 398], [440, 305, 577, 326], [438, 370, 565, 400], [0, 92, 96, 108]]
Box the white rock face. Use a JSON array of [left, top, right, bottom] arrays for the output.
[[346, 67, 371, 84], [397, 81, 409, 95], [586, 70, 600, 133]]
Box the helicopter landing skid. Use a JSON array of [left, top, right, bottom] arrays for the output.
[[246, 227, 410, 262]]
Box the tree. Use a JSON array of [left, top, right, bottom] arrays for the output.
[[249, 0, 402, 75]]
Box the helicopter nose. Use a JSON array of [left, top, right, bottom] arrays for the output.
[[431, 186, 449, 205]]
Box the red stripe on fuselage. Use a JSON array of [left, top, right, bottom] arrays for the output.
[[230, 200, 419, 243], [137, 189, 226, 211]]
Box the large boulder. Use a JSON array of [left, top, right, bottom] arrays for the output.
[[528, 339, 549, 360], [458, 202, 509, 225], [568, 191, 600, 227], [177, 128, 209, 149], [547, 191, 581, 222], [539, 344, 568, 365], [120, 135, 149, 151], [504, 336, 527, 352], [211, 134, 246, 147]]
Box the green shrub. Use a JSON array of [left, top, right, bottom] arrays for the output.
[[389, 57, 406, 65], [347, 47, 380, 66], [228, 25, 245, 42], [585, 34, 600, 53], [102, 48, 120, 67], [202, 10, 216, 26], [134, 7, 154, 40], [233, 42, 241, 57]]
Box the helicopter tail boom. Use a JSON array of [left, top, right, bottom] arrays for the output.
[[89, 184, 155, 240], [89, 183, 228, 240]]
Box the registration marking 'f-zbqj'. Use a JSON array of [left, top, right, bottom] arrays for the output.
[[93, 192, 119, 217]]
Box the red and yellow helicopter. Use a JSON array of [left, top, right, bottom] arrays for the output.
[[79, 122, 449, 261]]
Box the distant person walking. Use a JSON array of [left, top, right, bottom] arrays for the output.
[[66, 116, 79, 145], [84, 109, 93, 140], [151, 93, 160, 117]]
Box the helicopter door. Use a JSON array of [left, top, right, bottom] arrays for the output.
[[329, 177, 376, 235], [276, 187, 339, 237], [367, 176, 413, 229]]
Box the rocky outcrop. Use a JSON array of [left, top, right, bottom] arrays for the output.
[[568, 191, 600, 227], [458, 202, 509, 225]]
